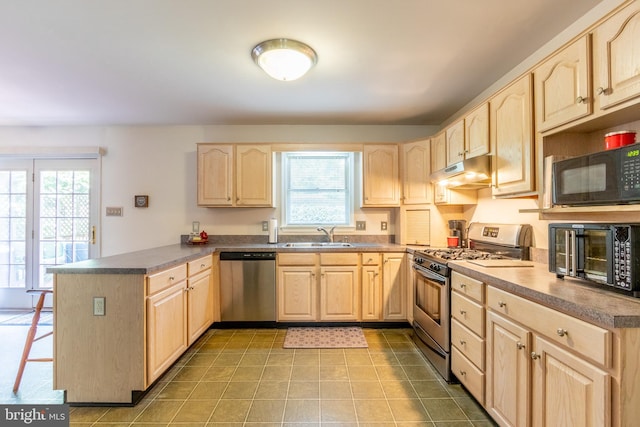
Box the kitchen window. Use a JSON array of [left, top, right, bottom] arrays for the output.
[[282, 152, 354, 227]]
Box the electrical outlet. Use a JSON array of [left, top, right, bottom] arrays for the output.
[[106, 207, 123, 216], [356, 221, 366, 231], [93, 297, 105, 316], [262, 221, 269, 231], [381, 221, 388, 231]]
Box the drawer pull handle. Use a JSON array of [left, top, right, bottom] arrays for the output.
[[459, 340, 466, 346], [201, 263, 206, 268], [556, 328, 568, 337], [531, 352, 540, 360], [459, 370, 466, 376], [517, 342, 525, 350], [459, 310, 466, 315], [459, 283, 466, 289], [169, 276, 175, 281], [498, 301, 506, 308]]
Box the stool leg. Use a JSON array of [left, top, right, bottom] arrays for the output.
[[13, 292, 46, 393]]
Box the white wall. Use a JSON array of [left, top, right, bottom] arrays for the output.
[[1, 124, 434, 256]]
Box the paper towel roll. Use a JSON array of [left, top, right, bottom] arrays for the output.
[[268, 218, 278, 243]]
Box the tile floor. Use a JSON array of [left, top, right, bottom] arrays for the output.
[[2, 319, 497, 426]]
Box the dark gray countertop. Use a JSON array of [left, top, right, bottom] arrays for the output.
[[449, 260, 640, 329], [47, 242, 407, 275]]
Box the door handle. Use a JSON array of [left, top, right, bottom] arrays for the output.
[[91, 226, 96, 245]]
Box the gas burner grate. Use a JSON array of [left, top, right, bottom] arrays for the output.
[[416, 248, 505, 261]]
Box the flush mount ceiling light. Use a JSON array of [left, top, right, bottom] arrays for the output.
[[251, 38, 317, 81]]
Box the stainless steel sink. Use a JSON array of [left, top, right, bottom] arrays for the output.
[[283, 242, 353, 248]]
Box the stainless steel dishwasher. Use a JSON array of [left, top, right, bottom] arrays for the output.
[[219, 252, 276, 322]]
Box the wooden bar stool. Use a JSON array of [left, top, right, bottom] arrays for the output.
[[13, 289, 53, 393]]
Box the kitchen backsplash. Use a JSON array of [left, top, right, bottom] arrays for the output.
[[180, 234, 396, 245]]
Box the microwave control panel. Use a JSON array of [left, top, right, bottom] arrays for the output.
[[613, 226, 637, 290], [620, 146, 640, 197]]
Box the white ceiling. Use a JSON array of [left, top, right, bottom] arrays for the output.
[[0, 0, 603, 127]]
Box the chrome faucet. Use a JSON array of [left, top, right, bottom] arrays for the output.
[[317, 226, 336, 242]]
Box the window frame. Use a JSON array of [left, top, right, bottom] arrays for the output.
[[281, 151, 355, 228]]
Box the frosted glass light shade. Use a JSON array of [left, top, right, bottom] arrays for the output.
[[252, 39, 317, 81]]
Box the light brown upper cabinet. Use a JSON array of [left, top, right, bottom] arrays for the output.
[[490, 74, 535, 197], [430, 131, 447, 173], [446, 119, 465, 166], [534, 35, 592, 132], [446, 104, 490, 167], [197, 144, 273, 207], [401, 139, 431, 205], [363, 144, 400, 206], [593, 0, 640, 112]]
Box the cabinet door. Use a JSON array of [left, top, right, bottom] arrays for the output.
[[363, 144, 400, 206], [531, 336, 610, 427], [535, 36, 591, 132], [430, 131, 447, 172], [236, 144, 272, 206], [402, 139, 431, 205], [486, 312, 531, 427], [197, 144, 233, 206], [187, 269, 213, 345], [382, 253, 406, 320], [446, 119, 465, 166], [465, 103, 490, 159], [490, 74, 535, 197], [146, 281, 188, 384], [594, 1, 640, 111], [362, 265, 382, 320], [277, 267, 317, 321], [320, 266, 360, 321]]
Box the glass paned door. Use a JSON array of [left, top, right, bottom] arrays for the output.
[[0, 158, 100, 309]]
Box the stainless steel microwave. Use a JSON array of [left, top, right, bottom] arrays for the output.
[[549, 223, 640, 297], [552, 143, 640, 206]]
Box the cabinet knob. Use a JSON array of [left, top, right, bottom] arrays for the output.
[[531, 352, 540, 360], [459, 310, 466, 315], [576, 95, 586, 104], [459, 370, 466, 376], [459, 283, 466, 289], [169, 276, 175, 281], [459, 339, 466, 346], [516, 342, 525, 350], [596, 87, 607, 95], [498, 301, 506, 308], [556, 328, 568, 337]]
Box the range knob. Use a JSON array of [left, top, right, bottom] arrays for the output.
[[430, 263, 440, 271]]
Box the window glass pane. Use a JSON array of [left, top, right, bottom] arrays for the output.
[[0, 170, 27, 290], [283, 152, 352, 226]]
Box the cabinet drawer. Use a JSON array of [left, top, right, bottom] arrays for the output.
[[451, 291, 485, 337], [320, 252, 359, 266], [361, 253, 380, 266], [147, 264, 187, 296], [452, 346, 485, 406], [488, 286, 612, 367], [452, 318, 485, 370], [451, 271, 484, 303], [278, 253, 317, 266], [188, 255, 212, 276]]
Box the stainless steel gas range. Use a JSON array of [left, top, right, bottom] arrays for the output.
[[411, 222, 533, 382]]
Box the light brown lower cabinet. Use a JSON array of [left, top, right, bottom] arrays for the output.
[[54, 255, 214, 404], [277, 252, 402, 322], [486, 286, 612, 427]]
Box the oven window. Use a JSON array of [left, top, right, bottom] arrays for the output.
[[584, 229, 607, 279], [415, 273, 442, 324]]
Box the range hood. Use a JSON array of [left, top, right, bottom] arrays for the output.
[[429, 155, 492, 189]]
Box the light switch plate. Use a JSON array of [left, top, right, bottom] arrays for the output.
[[106, 207, 123, 216], [356, 221, 366, 230]]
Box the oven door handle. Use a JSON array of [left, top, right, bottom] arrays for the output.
[[413, 264, 446, 284]]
